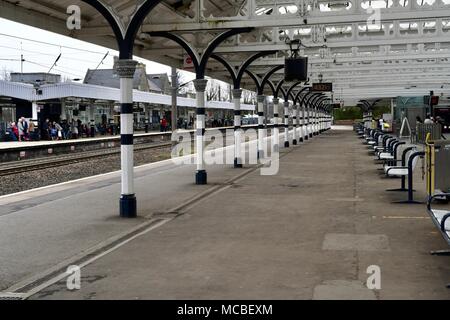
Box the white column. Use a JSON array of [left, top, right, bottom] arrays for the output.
[[89, 105, 95, 124], [233, 89, 243, 168], [117, 59, 138, 218], [284, 101, 290, 148], [318, 108, 322, 133], [32, 101, 38, 121], [314, 107, 318, 135], [293, 103, 298, 145], [273, 98, 280, 152], [299, 104, 305, 143], [194, 79, 208, 185], [60, 100, 67, 121], [305, 106, 310, 140], [257, 95, 265, 159]]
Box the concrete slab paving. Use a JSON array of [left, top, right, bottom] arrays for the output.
[[20, 129, 450, 300]]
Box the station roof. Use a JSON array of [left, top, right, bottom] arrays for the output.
[[2, 0, 450, 105], [0, 80, 255, 111]]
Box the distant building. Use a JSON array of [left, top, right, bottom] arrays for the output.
[[84, 62, 150, 92], [84, 63, 171, 94], [147, 73, 171, 95]]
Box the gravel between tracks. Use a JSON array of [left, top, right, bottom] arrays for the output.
[[0, 147, 171, 196]]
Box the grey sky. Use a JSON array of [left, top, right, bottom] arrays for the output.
[[0, 17, 195, 83]]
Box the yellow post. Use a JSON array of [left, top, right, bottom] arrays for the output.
[[425, 133, 435, 197]]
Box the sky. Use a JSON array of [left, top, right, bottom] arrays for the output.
[[0, 17, 195, 83]]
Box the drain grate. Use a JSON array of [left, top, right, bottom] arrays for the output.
[[0, 292, 27, 300]]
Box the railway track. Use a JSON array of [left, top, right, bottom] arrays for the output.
[[0, 141, 172, 176]]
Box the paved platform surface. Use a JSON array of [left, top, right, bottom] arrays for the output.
[[1, 128, 449, 299]]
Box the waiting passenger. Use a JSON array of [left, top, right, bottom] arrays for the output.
[[9, 122, 19, 141], [50, 124, 58, 141], [42, 119, 50, 140], [416, 116, 423, 124], [53, 122, 63, 140], [28, 121, 36, 141], [160, 117, 168, 132], [18, 118, 25, 142], [424, 114, 434, 124]]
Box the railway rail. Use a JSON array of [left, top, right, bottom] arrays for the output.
[[0, 141, 172, 177]]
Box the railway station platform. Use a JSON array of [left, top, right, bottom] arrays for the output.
[[1, 127, 449, 300]]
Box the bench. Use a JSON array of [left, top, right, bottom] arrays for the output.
[[427, 194, 450, 288], [386, 150, 424, 204]]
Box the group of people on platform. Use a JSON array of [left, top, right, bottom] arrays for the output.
[[416, 114, 443, 125], [1, 118, 118, 142], [3, 118, 37, 142]]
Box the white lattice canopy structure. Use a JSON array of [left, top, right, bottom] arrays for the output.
[[1, 0, 450, 105]]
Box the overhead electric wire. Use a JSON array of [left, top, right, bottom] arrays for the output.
[[25, 60, 84, 78], [0, 32, 109, 55], [0, 44, 112, 65]]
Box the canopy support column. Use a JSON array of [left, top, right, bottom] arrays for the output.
[[194, 79, 208, 185], [117, 59, 138, 218], [233, 89, 243, 168]]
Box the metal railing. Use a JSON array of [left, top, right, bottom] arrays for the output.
[[416, 123, 442, 144]]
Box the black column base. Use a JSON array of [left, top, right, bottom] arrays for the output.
[[284, 141, 290, 148], [258, 150, 265, 160], [196, 170, 207, 185], [300, 138, 304, 143], [120, 194, 137, 218], [305, 136, 309, 141], [309, 134, 313, 138], [234, 158, 243, 168], [293, 139, 298, 145]]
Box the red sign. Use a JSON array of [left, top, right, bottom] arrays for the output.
[[183, 55, 194, 70]]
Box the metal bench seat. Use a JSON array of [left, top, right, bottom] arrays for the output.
[[428, 194, 450, 246], [379, 153, 395, 160], [385, 148, 419, 177], [385, 167, 409, 176]]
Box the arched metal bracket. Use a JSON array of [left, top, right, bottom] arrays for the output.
[[210, 51, 277, 89], [149, 28, 253, 79], [82, 0, 164, 59]]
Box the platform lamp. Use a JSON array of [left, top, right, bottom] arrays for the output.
[[284, 39, 308, 82]]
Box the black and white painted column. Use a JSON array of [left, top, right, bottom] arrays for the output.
[[284, 101, 290, 148], [313, 106, 318, 135], [319, 109, 323, 133], [273, 98, 280, 152], [293, 102, 299, 145], [306, 106, 313, 138], [304, 105, 309, 140], [299, 103, 304, 143], [194, 79, 208, 185], [257, 95, 266, 159], [233, 89, 243, 168], [117, 59, 138, 218]]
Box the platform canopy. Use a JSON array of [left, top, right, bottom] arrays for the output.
[[2, 0, 450, 105]]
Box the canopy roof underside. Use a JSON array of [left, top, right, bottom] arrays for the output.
[[1, 0, 450, 105]]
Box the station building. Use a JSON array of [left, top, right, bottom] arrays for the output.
[[0, 69, 254, 133]]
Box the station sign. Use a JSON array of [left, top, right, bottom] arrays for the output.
[[424, 95, 440, 106], [312, 83, 333, 92], [183, 55, 195, 71]]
